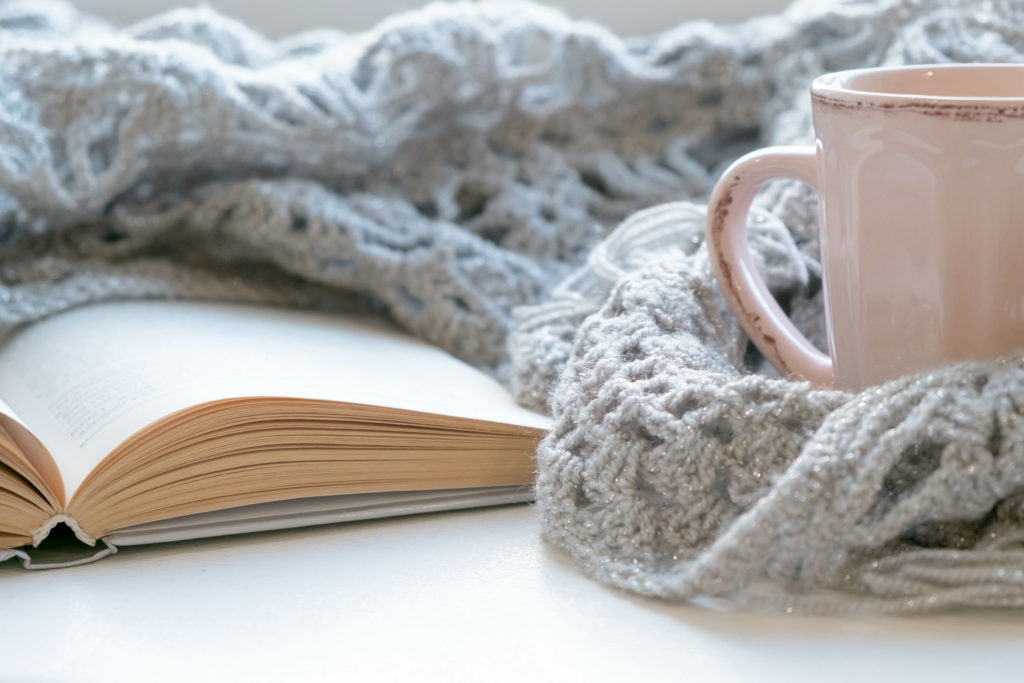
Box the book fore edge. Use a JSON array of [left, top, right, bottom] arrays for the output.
[[32, 514, 97, 547]]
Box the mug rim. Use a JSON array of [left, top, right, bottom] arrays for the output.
[[811, 63, 1024, 107]]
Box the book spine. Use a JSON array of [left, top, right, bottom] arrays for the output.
[[32, 514, 96, 547], [2, 541, 117, 570]]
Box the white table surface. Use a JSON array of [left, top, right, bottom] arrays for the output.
[[2, 504, 1023, 682]]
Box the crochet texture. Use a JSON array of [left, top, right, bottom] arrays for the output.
[[2, 0, 1024, 612]]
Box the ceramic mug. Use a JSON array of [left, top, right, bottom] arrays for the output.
[[706, 63, 1024, 392]]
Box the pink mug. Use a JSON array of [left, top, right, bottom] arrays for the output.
[[707, 63, 1024, 392]]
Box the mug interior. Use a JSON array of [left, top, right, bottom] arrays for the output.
[[814, 64, 1024, 102]]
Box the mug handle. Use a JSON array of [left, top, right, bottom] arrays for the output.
[[705, 146, 836, 388]]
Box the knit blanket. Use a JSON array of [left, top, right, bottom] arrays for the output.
[[3, 0, 1024, 613]]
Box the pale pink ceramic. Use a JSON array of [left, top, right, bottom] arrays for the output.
[[707, 64, 1024, 391]]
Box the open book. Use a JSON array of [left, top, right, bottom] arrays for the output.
[[0, 300, 549, 568]]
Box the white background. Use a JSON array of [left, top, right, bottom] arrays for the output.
[[5, 506, 1024, 683], [9, 2, 1023, 681], [72, 0, 793, 36]]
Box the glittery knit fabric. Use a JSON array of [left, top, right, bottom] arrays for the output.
[[3, 0, 1024, 611], [3, 0, 1008, 376], [531, 204, 1024, 614]]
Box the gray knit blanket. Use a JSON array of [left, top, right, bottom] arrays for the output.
[[3, 0, 1024, 613]]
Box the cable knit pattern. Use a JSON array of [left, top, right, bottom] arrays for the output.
[[2, 0, 1024, 611]]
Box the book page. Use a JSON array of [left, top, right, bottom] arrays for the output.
[[104, 487, 532, 546], [0, 398, 64, 507], [0, 301, 550, 498]]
